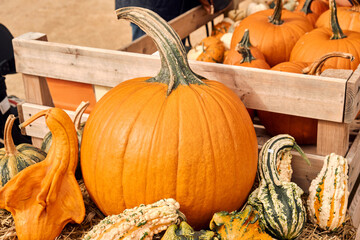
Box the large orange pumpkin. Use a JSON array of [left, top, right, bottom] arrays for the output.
[[81, 7, 258, 230], [290, 0, 360, 70], [315, 0, 360, 32], [258, 52, 354, 144], [230, 0, 313, 66]]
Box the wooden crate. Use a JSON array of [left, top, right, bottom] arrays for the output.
[[13, 6, 360, 225]]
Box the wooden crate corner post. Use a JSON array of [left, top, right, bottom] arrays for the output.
[[14, 32, 54, 147]]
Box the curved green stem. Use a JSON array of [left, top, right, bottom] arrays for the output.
[[4, 115, 17, 155], [329, 0, 347, 39], [116, 7, 205, 95], [268, 0, 284, 25], [300, 0, 314, 14], [239, 29, 252, 48], [236, 29, 256, 63]]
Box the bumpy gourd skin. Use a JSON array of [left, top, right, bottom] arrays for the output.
[[0, 108, 85, 240], [209, 205, 273, 240], [162, 221, 216, 240], [248, 134, 308, 240], [83, 198, 184, 240], [307, 153, 349, 231]]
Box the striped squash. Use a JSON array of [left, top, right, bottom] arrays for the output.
[[307, 153, 349, 231], [248, 134, 309, 239], [0, 114, 46, 187], [83, 199, 184, 240]]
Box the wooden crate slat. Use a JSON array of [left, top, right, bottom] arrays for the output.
[[344, 65, 360, 123], [120, 5, 226, 54], [13, 33, 348, 122], [20, 103, 89, 139], [349, 182, 360, 229], [346, 129, 360, 193]]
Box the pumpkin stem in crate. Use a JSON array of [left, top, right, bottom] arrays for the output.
[[329, 0, 347, 39], [268, 0, 284, 25], [4, 115, 17, 155], [300, 0, 314, 14], [116, 7, 205, 95], [302, 52, 354, 75], [236, 29, 256, 63]]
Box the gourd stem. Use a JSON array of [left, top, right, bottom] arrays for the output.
[[116, 7, 205, 95], [268, 0, 284, 25], [237, 48, 256, 63], [300, 0, 314, 14], [293, 143, 311, 166], [302, 52, 354, 75], [329, 0, 347, 39], [4, 115, 17, 155], [73, 101, 89, 131]]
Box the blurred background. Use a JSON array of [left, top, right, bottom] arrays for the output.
[[0, 0, 133, 99]]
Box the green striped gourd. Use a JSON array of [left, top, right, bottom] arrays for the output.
[[83, 198, 185, 240], [0, 114, 46, 187], [307, 153, 349, 231], [248, 134, 310, 239], [41, 101, 89, 179], [162, 221, 216, 240]]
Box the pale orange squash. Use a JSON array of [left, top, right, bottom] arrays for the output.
[[0, 108, 85, 240]]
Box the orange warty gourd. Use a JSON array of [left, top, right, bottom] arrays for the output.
[[230, 0, 313, 66], [211, 20, 232, 38], [290, 0, 360, 70], [0, 108, 85, 240], [315, 0, 360, 32], [81, 7, 258, 229], [258, 52, 354, 144]]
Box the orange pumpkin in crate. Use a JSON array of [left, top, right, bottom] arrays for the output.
[[81, 7, 258, 229]]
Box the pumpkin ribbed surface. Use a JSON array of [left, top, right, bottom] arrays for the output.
[[0, 115, 46, 187], [81, 7, 258, 229], [307, 153, 349, 231], [248, 134, 309, 239]]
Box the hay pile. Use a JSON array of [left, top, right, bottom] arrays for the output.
[[0, 181, 357, 240]]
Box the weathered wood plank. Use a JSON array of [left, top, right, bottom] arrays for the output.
[[349, 181, 360, 229], [344, 65, 360, 123], [120, 5, 227, 54], [317, 121, 349, 156], [346, 130, 360, 193], [13, 34, 348, 122]]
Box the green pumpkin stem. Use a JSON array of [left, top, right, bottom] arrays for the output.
[[4, 115, 17, 155], [293, 143, 311, 166], [300, 0, 314, 14], [329, 0, 347, 39], [236, 29, 256, 63], [116, 7, 205, 95], [302, 52, 354, 75], [268, 0, 284, 25]]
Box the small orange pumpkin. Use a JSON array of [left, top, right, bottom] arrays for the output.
[[290, 0, 360, 70], [315, 0, 360, 32], [223, 29, 270, 69], [295, 0, 329, 15], [231, 0, 313, 66], [294, 0, 321, 26], [187, 36, 225, 63]]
